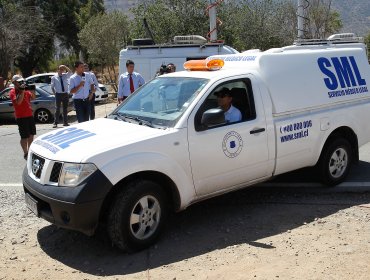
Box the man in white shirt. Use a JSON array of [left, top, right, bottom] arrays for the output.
[[214, 87, 242, 123], [68, 61, 95, 123], [51, 64, 72, 128], [84, 63, 99, 120], [117, 60, 145, 104]]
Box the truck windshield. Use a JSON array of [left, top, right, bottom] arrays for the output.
[[112, 77, 209, 128]]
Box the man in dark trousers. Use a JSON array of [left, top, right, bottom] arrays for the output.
[[51, 64, 72, 128], [84, 63, 99, 120], [68, 61, 95, 123], [9, 75, 36, 160]]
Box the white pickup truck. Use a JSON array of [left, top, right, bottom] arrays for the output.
[[23, 34, 370, 251]]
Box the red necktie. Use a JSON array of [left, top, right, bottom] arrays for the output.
[[129, 74, 134, 93]]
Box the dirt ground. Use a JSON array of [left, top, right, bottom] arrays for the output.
[[1, 186, 370, 280], [1, 101, 370, 279]]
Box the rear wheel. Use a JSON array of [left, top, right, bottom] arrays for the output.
[[34, 108, 52, 123], [318, 138, 352, 186], [107, 180, 168, 252]]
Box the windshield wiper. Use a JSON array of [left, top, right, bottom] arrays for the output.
[[111, 112, 166, 129], [111, 112, 128, 122], [114, 113, 154, 128], [123, 115, 154, 128]]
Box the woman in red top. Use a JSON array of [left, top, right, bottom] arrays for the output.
[[9, 75, 36, 160]]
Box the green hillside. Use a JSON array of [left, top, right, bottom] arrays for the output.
[[332, 0, 370, 36]]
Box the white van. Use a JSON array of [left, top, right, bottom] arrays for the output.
[[23, 34, 370, 252], [118, 35, 239, 81]]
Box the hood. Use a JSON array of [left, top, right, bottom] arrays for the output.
[[30, 118, 170, 162]]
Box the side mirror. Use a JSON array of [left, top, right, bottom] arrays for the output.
[[201, 108, 226, 128]]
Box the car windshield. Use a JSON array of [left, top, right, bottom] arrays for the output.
[[111, 77, 209, 128]]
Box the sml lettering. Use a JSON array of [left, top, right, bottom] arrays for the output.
[[317, 56, 366, 90]]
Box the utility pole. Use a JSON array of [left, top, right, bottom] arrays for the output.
[[209, 0, 217, 42], [297, 0, 305, 40]]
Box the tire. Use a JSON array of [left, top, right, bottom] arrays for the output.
[[107, 180, 168, 252], [34, 108, 52, 123], [318, 138, 352, 186]]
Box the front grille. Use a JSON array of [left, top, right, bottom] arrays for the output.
[[31, 153, 45, 179], [50, 162, 62, 183], [101, 94, 108, 98]]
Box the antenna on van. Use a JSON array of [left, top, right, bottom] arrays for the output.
[[143, 18, 156, 45], [297, 0, 309, 40], [206, 0, 224, 42]]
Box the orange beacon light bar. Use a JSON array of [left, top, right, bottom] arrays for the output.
[[183, 59, 224, 71]]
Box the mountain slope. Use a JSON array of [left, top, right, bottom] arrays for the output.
[[332, 0, 370, 36], [103, 0, 369, 36]]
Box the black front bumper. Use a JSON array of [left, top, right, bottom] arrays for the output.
[[23, 167, 113, 236]]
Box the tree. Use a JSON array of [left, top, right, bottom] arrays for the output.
[[0, 0, 105, 78], [78, 11, 129, 90], [130, 0, 298, 51], [306, 0, 343, 39], [77, 0, 105, 29], [218, 0, 294, 51], [36, 0, 105, 56], [219, 0, 342, 51], [77, 0, 105, 61], [12, 5, 54, 77], [0, 1, 53, 78], [131, 0, 209, 44], [279, 0, 342, 40], [365, 32, 370, 60], [36, 0, 80, 54], [0, 1, 17, 79]]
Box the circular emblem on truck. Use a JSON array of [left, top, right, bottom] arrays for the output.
[[32, 159, 40, 176], [222, 131, 243, 158]]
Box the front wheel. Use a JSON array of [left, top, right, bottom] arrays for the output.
[[107, 180, 168, 252], [318, 138, 352, 186]]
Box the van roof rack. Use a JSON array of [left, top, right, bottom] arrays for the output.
[[294, 33, 364, 46]]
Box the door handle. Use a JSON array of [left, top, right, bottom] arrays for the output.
[[250, 128, 265, 134]]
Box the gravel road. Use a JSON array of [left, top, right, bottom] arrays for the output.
[[1, 186, 370, 280]]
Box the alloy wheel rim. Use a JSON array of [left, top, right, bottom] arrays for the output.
[[37, 111, 48, 122], [129, 195, 161, 240], [328, 147, 348, 178]]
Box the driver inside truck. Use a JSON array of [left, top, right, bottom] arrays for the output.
[[214, 87, 242, 123]]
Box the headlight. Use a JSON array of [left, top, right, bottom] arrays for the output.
[[59, 163, 97, 187]]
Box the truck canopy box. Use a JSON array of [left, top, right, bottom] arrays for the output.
[[209, 42, 370, 115]]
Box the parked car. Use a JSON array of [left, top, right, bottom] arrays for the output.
[[25, 72, 55, 84], [26, 73, 109, 102], [94, 84, 109, 102], [38, 84, 73, 100], [0, 85, 74, 123]]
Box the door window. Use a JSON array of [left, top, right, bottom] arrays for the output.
[[195, 79, 256, 131]]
